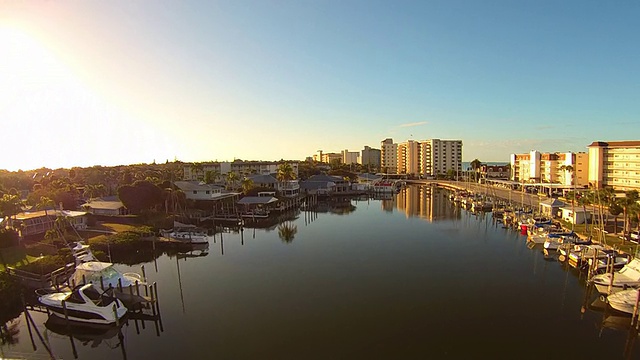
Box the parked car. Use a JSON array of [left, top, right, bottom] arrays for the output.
[[631, 231, 640, 242]]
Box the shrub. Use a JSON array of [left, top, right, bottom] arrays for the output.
[[0, 229, 19, 248], [0, 272, 22, 323], [16, 255, 67, 275]]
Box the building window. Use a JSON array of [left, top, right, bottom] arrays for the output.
[[193, 191, 197, 194]]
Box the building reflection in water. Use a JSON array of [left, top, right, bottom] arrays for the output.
[[383, 185, 460, 221]]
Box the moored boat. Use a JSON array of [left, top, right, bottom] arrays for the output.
[[37, 283, 128, 325], [606, 288, 640, 315], [591, 258, 640, 296]]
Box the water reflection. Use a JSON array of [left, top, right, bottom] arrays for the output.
[[387, 185, 460, 221], [277, 222, 297, 244], [0, 319, 19, 347]]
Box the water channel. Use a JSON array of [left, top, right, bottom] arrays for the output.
[[2, 185, 639, 359]]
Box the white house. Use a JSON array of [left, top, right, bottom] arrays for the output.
[[82, 197, 128, 216], [174, 181, 240, 201], [560, 206, 592, 225]]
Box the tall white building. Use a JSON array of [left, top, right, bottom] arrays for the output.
[[397, 140, 421, 175], [381, 138, 462, 177], [420, 139, 463, 177], [380, 138, 398, 174], [588, 140, 640, 191], [342, 149, 360, 165], [360, 146, 381, 171]]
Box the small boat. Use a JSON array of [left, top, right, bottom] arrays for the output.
[[542, 232, 587, 251], [70, 261, 145, 290], [606, 288, 640, 315], [37, 283, 128, 325], [162, 229, 210, 244], [591, 258, 640, 296], [589, 252, 631, 273], [564, 244, 606, 267], [161, 222, 210, 245], [68, 241, 146, 302]]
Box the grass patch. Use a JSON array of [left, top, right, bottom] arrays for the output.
[[0, 246, 40, 271], [558, 220, 640, 255]]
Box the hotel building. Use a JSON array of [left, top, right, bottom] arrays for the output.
[[588, 141, 640, 191]]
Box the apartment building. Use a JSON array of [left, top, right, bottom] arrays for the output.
[[360, 146, 381, 170], [342, 150, 360, 165], [509, 151, 588, 186], [588, 141, 640, 191], [184, 161, 299, 181], [420, 139, 463, 177], [380, 138, 398, 174], [380, 138, 462, 177], [397, 140, 421, 175]]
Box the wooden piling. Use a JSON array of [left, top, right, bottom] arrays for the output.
[[100, 276, 104, 290], [607, 264, 615, 295], [118, 278, 123, 292], [62, 299, 69, 324], [632, 289, 640, 328], [150, 282, 157, 317], [113, 303, 120, 327]]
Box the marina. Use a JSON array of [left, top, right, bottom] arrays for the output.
[[1, 184, 639, 359]]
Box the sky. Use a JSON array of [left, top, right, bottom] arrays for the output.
[[1, 0, 638, 171]]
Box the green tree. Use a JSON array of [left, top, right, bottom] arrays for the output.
[[277, 162, 296, 182], [241, 177, 254, 195], [204, 170, 221, 184], [190, 163, 204, 180], [118, 180, 164, 214], [619, 190, 639, 241], [226, 172, 240, 190]]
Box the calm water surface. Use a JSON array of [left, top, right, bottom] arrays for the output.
[[3, 185, 639, 359]]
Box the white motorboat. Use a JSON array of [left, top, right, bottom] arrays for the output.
[[69, 241, 145, 290], [38, 283, 128, 325], [606, 288, 640, 315], [591, 258, 640, 295], [161, 221, 210, 245], [70, 261, 145, 290], [162, 229, 210, 244]]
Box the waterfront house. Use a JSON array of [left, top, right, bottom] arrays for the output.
[[82, 197, 128, 216], [173, 181, 239, 201], [10, 209, 88, 238], [300, 174, 350, 196], [237, 194, 279, 217]]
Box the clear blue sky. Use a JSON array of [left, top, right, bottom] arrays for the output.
[[1, 0, 638, 170]]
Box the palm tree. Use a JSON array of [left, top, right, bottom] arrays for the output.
[[226, 172, 240, 191], [619, 190, 639, 242], [277, 162, 296, 182], [190, 163, 204, 180], [470, 159, 482, 183], [204, 170, 221, 184], [241, 177, 254, 195]]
